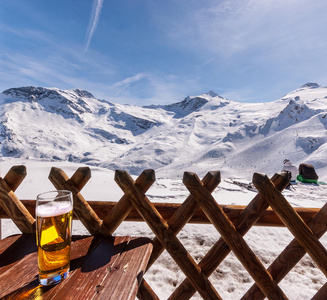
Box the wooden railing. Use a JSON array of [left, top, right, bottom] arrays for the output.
[[0, 165, 326, 299]]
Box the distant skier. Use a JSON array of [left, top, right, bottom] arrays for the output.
[[282, 159, 298, 183], [297, 163, 319, 183]]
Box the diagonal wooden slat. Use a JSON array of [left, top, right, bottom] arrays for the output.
[[137, 278, 160, 300], [312, 281, 327, 300], [3, 165, 27, 192], [49, 167, 109, 236], [138, 171, 220, 300], [100, 169, 157, 299], [0, 165, 34, 234], [169, 172, 290, 300], [253, 173, 327, 277], [114, 170, 222, 300], [102, 169, 155, 235], [183, 172, 288, 300], [243, 197, 327, 299], [70, 166, 91, 191], [147, 171, 221, 270]]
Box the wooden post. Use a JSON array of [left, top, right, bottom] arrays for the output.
[[0, 165, 34, 235], [114, 170, 222, 300]]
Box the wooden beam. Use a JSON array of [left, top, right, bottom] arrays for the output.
[[1, 200, 319, 227]]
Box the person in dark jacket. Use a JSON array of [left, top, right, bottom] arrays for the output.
[[297, 163, 319, 183]]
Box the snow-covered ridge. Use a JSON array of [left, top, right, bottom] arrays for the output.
[[1, 83, 327, 180], [145, 90, 226, 118]]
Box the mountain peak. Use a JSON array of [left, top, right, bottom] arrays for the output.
[[301, 82, 319, 88], [2, 86, 95, 102], [3, 86, 59, 101], [72, 89, 94, 98], [144, 93, 211, 118], [205, 90, 219, 97]]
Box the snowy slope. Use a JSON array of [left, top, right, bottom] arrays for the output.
[[1, 81, 327, 299], [1, 83, 327, 180]]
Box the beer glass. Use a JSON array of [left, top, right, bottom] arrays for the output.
[[36, 190, 73, 286]]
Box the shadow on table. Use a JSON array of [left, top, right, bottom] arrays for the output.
[[0, 234, 36, 268], [70, 235, 128, 273]]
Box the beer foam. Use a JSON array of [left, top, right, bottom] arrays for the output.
[[36, 201, 73, 217]]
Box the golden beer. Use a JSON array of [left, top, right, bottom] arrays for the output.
[[36, 191, 73, 286]]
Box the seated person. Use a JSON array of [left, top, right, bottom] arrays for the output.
[[297, 163, 319, 183], [282, 159, 298, 182]]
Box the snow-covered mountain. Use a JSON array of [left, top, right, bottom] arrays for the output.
[[1, 83, 327, 180]]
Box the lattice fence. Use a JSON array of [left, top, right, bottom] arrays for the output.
[[0, 165, 327, 299]]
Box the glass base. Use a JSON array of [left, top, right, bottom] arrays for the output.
[[39, 269, 69, 286]]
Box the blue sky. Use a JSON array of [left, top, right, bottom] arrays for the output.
[[1, 0, 327, 105]]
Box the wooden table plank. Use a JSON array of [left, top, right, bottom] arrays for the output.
[[0, 235, 38, 299], [96, 237, 153, 300], [0, 235, 152, 300], [48, 236, 129, 300], [1, 236, 98, 299], [0, 235, 37, 277]]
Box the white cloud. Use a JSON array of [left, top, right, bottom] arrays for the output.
[[0, 24, 192, 105], [112, 73, 148, 96], [0, 27, 117, 95], [112, 73, 201, 105], [161, 0, 327, 61], [84, 0, 104, 52]]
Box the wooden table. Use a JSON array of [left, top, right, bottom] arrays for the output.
[[0, 234, 153, 299]]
